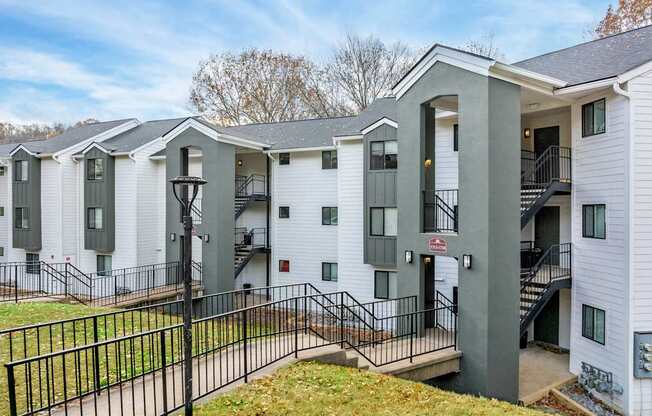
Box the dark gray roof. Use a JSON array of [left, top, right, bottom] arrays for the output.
[[18, 119, 135, 155], [336, 97, 397, 136], [514, 24, 652, 86], [98, 117, 188, 153], [222, 116, 356, 150]]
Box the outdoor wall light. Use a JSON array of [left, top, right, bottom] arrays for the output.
[[462, 254, 472, 269], [523, 128, 531, 139], [237, 159, 243, 167], [424, 158, 432, 168], [170, 233, 176, 242], [404, 250, 413, 264], [423, 256, 432, 264], [204, 233, 210, 243]]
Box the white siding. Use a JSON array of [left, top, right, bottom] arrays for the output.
[[40, 159, 62, 261], [570, 91, 629, 411], [629, 69, 652, 415], [0, 167, 8, 261], [335, 141, 378, 302], [270, 150, 338, 293]]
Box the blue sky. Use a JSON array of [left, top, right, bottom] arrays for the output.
[[0, 0, 610, 124]]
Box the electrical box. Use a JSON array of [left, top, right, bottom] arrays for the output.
[[634, 332, 652, 379]]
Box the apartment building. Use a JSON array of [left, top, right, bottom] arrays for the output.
[[2, 25, 652, 413]]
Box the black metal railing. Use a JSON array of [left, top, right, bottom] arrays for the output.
[[236, 174, 266, 198], [191, 197, 202, 224], [0, 262, 92, 303], [520, 240, 543, 272], [235, 227, 266, 249], [520, 243, 572, 326], [3, 285, 456, 415], [521, 149, 536, 176], [423, 189, 458, 233], [521, 146, 571, 216]]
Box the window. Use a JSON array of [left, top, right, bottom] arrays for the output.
[[0, 207, 4, 216], [322, 150, 337, 169], [370, 140, 398, 170], [14, 207, 29, 229], [14, 160, 28, 182], [279, 206, 290, 219], [87, 207, 104, 230], [26, 253, 39, 274], [87, 158, 104, 181], [322, 207, 338, 225], [322, 262, 338, 282], [582, 304, 605, 345], [374, 271, 395, 299], [370, 207, 397, 236], [582, 204, 606, 239], [279, 260, 290, 272], [0, 166, 5, 176], [453, 124, 459, 152], [582, 98, 606, 137], [279, 153, 290, 165], [97, 255, 112, 276], [0, 247, 3, 257]]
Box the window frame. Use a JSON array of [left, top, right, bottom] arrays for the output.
[[582, 98, 606, 138], [14, 160, 28, 182], [278, 260, 290, 273], [97, 255, 112, 276], [279, 153, 290, 165], [0, 247, 4, 257], [0, 166, 5, 176], [321, 207, 338, 225], [0, 206, 4, 217], [86, 158, 104, 181], [369, 140, 398, 170], [453, 124, 459, 152], [322, 262, 338, 282], [87, 207, 104, 230], [370, 207, 397, 237], [582, 204, 606, 239], [278, 206, 290, 219], [26, 253, 39, 274], [582, 304, 606, 345], [374, 271, 391, 299], [321, 150, 337, 169], [14, 207, 29, 230]]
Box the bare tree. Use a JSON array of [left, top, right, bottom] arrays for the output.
[[189, 49, 347, 125], [461, 33, 505, 60], [0, 119, 102, 143], [595, 0, 652, 37], [327, 34, 419, 112]]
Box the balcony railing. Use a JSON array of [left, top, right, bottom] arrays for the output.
[[236, 174, 267, 197], [423, 189, 458, 233]]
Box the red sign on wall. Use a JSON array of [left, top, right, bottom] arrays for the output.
[[428, 237, 448, 254]]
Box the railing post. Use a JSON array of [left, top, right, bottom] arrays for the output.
[[7, 364, 17, 416], [371, 303, 375, 346], [14, 264, 18, 303], [339, 293, 345, 349], [409, 312, 414, 363], [64, 263, 69, 298], [160, 330, 169, 415], [242, 309, 248, 383], [92, 316, 101, 395], [294, 297, 299, 358]]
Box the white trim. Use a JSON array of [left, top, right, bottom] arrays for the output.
[[80, 142, 112, 156], [9, 144, 39, 157], [128, 137, 164, 162], [554, 78, 617, 96], [163, 118, 267, 151], [392, 46, 495, 100], [491, 62, 567, 88], [148, 155, 166, 160], [264, 145, 335, 154], [617, 60, 652, 84], [332, 135, 363, 147], [360, 117, 398, 135], [51, 119, 140, 163]]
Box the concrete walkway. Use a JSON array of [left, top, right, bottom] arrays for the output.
[[519, 345, 575, 404]]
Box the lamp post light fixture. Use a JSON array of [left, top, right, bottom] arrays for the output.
[[170, 175, 206, 416]]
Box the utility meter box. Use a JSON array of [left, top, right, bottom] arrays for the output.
[[634, 332, 652, 379]]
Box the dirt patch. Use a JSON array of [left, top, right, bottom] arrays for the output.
[[531, 393, 585, 415]]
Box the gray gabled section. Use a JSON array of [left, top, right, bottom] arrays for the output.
[[84, 146, 115, 252], [12, 149, 41, 251]]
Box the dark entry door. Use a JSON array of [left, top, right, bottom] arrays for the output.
[[424, 256, 436, 328], [534, 126, 560, 179], [535, 206, 560, 264]]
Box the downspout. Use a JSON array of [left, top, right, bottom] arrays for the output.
[[613, 79, 634, 414], [265, 156, 270, 290]]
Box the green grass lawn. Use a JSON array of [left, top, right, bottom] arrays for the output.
[[197, 362, 550, 416]]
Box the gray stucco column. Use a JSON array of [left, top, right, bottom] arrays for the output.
[[166, 128, 236, 295], [395, 62, 521, 401]]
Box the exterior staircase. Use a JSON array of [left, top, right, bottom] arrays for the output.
[[520, 243, 572, 336], [234, 227, 268, 278], [520, 146, 571, 229], [235, 174, 268, 220]]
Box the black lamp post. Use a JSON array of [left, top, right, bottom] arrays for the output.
[[170, 175, 206, 416]]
